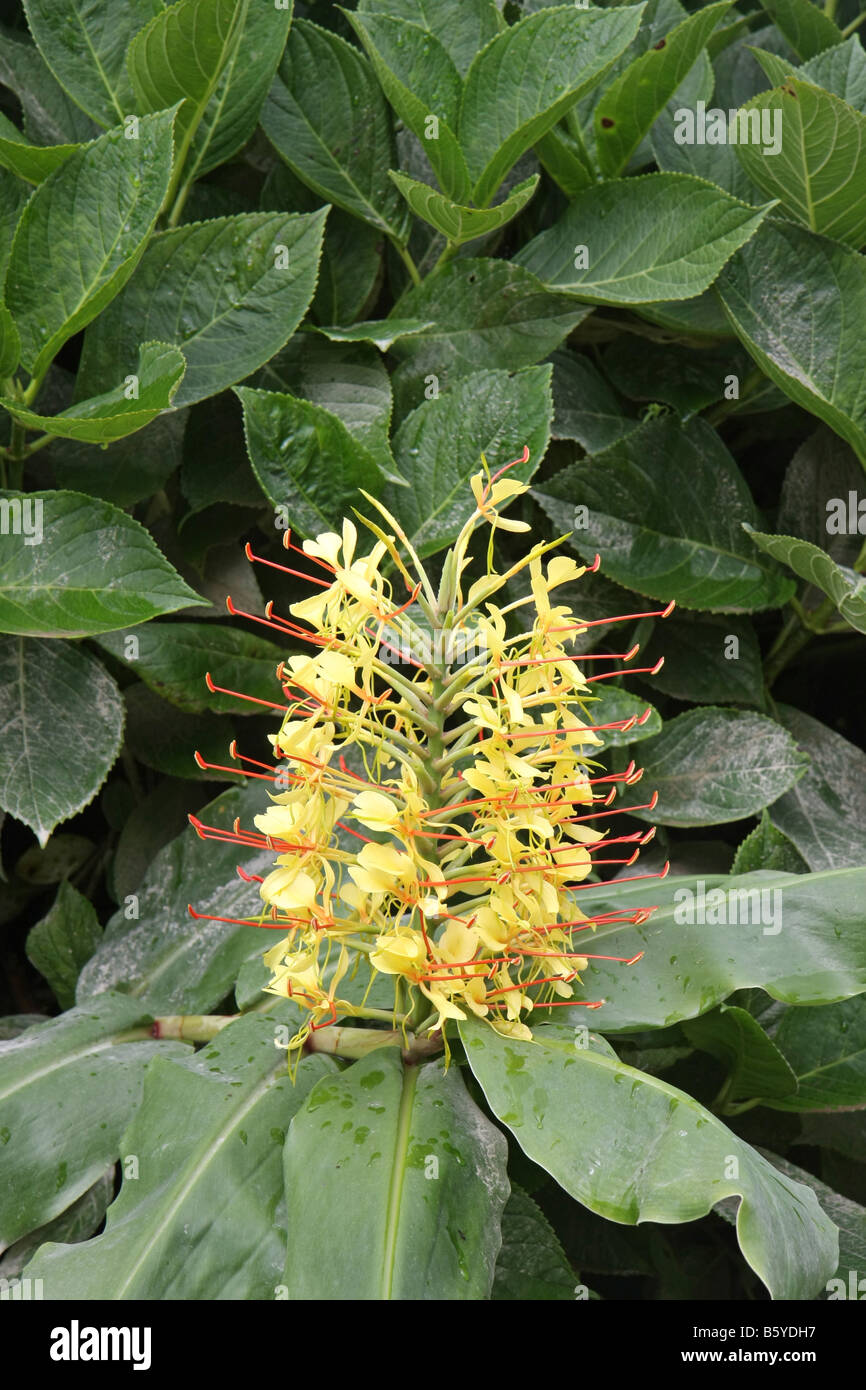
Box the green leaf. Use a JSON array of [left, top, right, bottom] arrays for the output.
[[0, 490, 204, 637], [0, 1168, 113, 1280], [516, 173, 772, 306], [389, 170, 539, 246], [0, 114, 79, 183], [1, 341, 185, 442], [95, 622, 283, 715], [736, 78, 866, 247], [346, 11, 471, 202], [633, 707, 808, 826], [745, 1150, 865, 1290], [0, 30, 98, 146], [388, 259, 588, 410], [642, 612, 764, 705], [128, 0, 293, 188], [717, 220, 866, 467], [315, 320, 436, 351], [21, 0, 156, 127], [356, 0, 502, 77], [459, 1018, 837, 1299], [76, 779, 276, 1014], [532, 417, 796, 612], [744, 524, 866, 633], [25, 1016, 333, 1299], [25, 881, 103, 1009], [76, 210, 327, 410], [595, 0, 733, 177], [236, 384, 389, 537], [261, 19, 409, 240], [460, 4, 646, 206], [550, 348, 637, 454], [381, 364, 552, 558], [794, 34, 866, 110], [566, 866, 866, 1030], [732, 809, 809, 873], [765, 997, 866, 1110], [0, 993, 189, 1249], [769, 706, 866, 871], [0, 303, 20, 380], [759, 0, 842, 60], [252, 335, 397, 478], [682, 1004, 798, 1101], [492, 1184, 576, 1300], [282, 1048, 510, 1299], [0, 636, 124, 846], [602, 338, 766, 421], [4, 107, 178, 378]]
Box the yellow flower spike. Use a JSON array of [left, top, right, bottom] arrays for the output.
[[196, 447, 672, 1062]]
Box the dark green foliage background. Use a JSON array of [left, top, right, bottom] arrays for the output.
[[1, 0, 865, 1301]]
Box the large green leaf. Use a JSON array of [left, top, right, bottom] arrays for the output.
[[0, 490, 203, 637], [388, 259, 589, 409], [25, 881, 102, 1010], [95, 622, 284, 715], [0, 636, 124, 847], [634, 707, 808, 826], [717, 220, 866, 468], [76, 210, 327, 409], [1, 341, 185, 442], [236, 385, 390, 537], [389, 170, 539, 247], [282, 1048, 510, 1299], [356, 0, 502, 77], [594, 0, 732, 177], [0, 993, 189, 1250], [347, 11, 470, 202], [382, 365, 552, 558], [741, 1150, 865, 1290], [261, 19, 409, 240], [567, 867, 866, 1030], [76, 779, 276, 1014], [460, 1019, 837, 1299], [21, 0, 156, 127], [4, 108, 177, 378], [736, 77, 866, 247], [128, 0, 292, 188], [532, 417, 796, 612], [25, 1016, 334, 1299], [459, 4, 645, 206], [516, 173, 772, 305], [769, 706, 866, 870], [745, 524, 866, 634]]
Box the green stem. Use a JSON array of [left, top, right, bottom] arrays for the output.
[[824, 0, 838, 18], [763, 596, 836, 687], [841, 8, 866, 34], [388, 234, 422, 287]]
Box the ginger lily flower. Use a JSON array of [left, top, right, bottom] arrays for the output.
[[189, 450, 672, 1056]]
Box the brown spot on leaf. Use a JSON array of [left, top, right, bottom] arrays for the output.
[[601, 117, 615, 128], [653, 38, 666, 48]]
